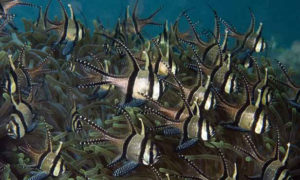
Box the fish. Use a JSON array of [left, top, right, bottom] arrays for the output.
[[272, 60, 300, 110], [131, 0, 162, 41], [211, 73, 271, 134], [150, 21, 177, 78], [0, 0, 39, 14], [178, 9, 228, 66], [6, 91, 36, 139], [4, 52, 31, 96], [3, 48, 53, 97], [234, 132, 291, 180], [44, 0, 85, 55], [19, 124, 66, 179], [80, 107, 160, 177], [221, 8, 266, 56], [188, 53, 238, 95], [0, 12, 15, 36], [76, 35, 165, 107], [145, 100, 215, 151], [69, 100, 82, 134], [0, 0, 40, 31], [143, 63, 215, 151]]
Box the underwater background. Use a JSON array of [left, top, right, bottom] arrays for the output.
[[1, 0, 300, 179], [12, 0, 300, 74]]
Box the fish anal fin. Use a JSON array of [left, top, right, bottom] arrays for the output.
[[176, 138, 198, 152]]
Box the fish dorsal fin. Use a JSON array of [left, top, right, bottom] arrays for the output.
[[232, 163, 238, 179], [142, 50, 150, 71], [36, 6, 44, 28], [210, 7, 221, 43], [160, 20, 168, 45], [57, 0, 68, 22], [125, 5, 130, 21], [71, 99, 77, 115], [256, 22, 263, 36], [205, 76, 211, 89], [221, 29, 229, 52], [10, 93, 17, 106], [263, 68, 268, 85], [247, 8, 255, 34], [43, 120, 53, 152], [115, 18, 122, 33], [104, 60, 110, 73], [226, 53, 232, 69], [138, 118, 145, 136], [144, 40, 151, 52], [101, 34, 140, 72], [8, 54, 16, 71], [55, 141, 63, 155], [282, 143, 290, 165], [255, 89, 262, 108], [165, 173, 170, 180], [248, 55, 261, 81], [67, 4, 74, 21], [193, 101, 200, 116]]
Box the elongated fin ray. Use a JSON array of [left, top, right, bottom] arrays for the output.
[[178, 154, 209, 179], [79, 115, 119, 140], [100, 33, 140, 71]]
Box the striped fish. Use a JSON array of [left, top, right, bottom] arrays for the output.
[[4, 48, 52, 97], [4, 53, 31, 96], [221, 8, 266, 56], [188, 53, 238, 95], [80, 108, 160, 177], [19, 125, 66, 178], [143, 63, 214, 151], [178, 9, 228, 66], [131, 0, 162, 41], [234, 133, 291, 180], [76, 35, 165, 107], [44, 0, 85, 55], [6, 93, 35, 139], [152, 21, 177, 78], [69, 100, 82, 133], [248, 56, 272, 107], [0, 0, 39, 14], [212, 73, 270, 134], [273, 60, 300, 110]]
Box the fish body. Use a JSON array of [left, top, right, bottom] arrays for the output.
[[80, 109, 160, 176]]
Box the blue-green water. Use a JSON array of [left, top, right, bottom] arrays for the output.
[[12, 0, 300, 48]]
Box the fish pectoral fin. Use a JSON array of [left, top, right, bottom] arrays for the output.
[[62, 41, 76, 56], [113, 161, 139, 177], [163, 126, 181, 136], [288, 100, 300, 110], [176, 138, 198, 152], [28, 171, 49, 180], [220, 122, 249, 132], [27, 121, 38, 133], [245, 175, 261, 180], [108, 155, 124, 168]]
